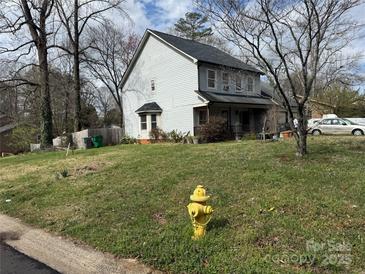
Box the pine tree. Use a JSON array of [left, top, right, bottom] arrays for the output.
[[174, 12, 213, 41]]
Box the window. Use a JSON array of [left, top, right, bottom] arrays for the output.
[[199, 110, 207, 125], [222, 72, 229, 91], [151, 80, 155, 92], [151, 114, 157, 129], [333, 119, 347, 125], [207, 70, 216, 89], [320, 119, 331, 125], [235, 75, 242, 92], [140, 115, 147, 130], [247, 77, 253, 92]]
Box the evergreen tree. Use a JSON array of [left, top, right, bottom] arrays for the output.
[[174, 12, 213, 41]]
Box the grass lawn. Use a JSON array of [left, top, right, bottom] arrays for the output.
[[0, 136, 364, 273]]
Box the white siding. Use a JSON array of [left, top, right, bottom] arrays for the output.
[[122, 34, 200, 139]]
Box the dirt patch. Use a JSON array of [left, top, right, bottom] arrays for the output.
[[152, 212, 167, 225], [73, 163, 102, 176]]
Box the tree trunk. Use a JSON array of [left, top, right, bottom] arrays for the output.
[[295, 112, 308, 157], [38, 41, 53, 146], [73, 0, 82, 132]]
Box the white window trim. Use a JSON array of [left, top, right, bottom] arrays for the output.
[[247, 76, 254, 93], [151, 114, 158, 129], [207, 69, 217, 90], [140, 114, 147, 131], [151, 79, 156, 92], [235, 75, 243, 93], [222, 72, 230, 92]]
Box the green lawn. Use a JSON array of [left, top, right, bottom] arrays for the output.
[[0, 137, 364, 273]]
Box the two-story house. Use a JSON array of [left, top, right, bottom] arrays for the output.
[[121, 29, 274, 142]]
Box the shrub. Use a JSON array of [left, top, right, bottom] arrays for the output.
[[168, 130, 186, 143], [120, 135, 137, 144], [149, 128, 167, 142], [8, 125, 38, 152], [241, 133, 257, 141], [200, 117, 228, 143]]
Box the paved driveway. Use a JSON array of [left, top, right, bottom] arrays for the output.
[[0, 243, 59, 274]]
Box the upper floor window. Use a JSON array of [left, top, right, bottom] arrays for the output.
[[140, 115, 147, 130], [207, 69, 216, 89], [151, 80, 155, 92], [151, 114, 157, 129], [222, 72, 229, 91], [247, 77, 254, 92], [235, 75, 242, 92]]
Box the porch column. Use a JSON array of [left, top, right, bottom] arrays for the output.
[[249, 109, 255, 133]]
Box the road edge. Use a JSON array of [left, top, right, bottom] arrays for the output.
[[0, 214, 161, 274]]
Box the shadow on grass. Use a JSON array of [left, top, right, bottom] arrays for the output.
[[208, 217, 230, 230]]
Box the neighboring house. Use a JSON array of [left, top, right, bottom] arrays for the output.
[[0, 112, 16, 154], [121, 29, 279, 141]]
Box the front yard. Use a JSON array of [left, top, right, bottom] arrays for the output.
[[0, 137, 364, 273]]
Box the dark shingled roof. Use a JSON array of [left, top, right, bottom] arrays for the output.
[[135, 102, 162, 113], [149, 30, 262, 74], [196, 90, 272, 105]]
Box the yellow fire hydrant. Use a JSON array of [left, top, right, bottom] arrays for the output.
[[187, 185, 213, 240]]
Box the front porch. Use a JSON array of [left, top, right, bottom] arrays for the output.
[[193, 103, 269, 138]]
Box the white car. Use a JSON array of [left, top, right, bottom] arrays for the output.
[[307, 118, 321, 128], [310, 118, 365, 136]]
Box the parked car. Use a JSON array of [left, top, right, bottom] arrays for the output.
[[307, 118, 321, 128], [309, 118, 365, 136]]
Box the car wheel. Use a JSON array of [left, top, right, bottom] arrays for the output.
[[312, 130, 321, 136], [353, 129, 364, 136]]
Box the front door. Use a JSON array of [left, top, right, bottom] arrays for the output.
[[239, 111, 250, 131]]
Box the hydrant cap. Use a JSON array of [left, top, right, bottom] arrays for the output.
[[190, 185, 210, 202]]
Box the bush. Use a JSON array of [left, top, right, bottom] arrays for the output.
[[168, 130, 186, 143], [8, 125, 38, 152], [200, 117, 228, 143], [149, 128, 167, 142], [120, 135, 137, 144], [241, 133, 256, 141]]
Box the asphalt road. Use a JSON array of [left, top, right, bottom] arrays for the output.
[[0, 243, 60, 274]]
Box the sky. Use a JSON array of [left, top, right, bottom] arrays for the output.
[[122, 0, 194, 33]]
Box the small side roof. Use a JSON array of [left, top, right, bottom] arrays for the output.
[[196, 90, 272, 105], [135, 102, 163, 114]]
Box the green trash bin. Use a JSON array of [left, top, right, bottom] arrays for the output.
[[83, 137, 93, 149], [91, 135, 103, 148]]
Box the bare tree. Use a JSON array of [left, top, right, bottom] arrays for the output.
[[198, 0, 362, 156], [0, 0, 56, 146], [84, 21, 139, 129], [54, 0, 125, 132]]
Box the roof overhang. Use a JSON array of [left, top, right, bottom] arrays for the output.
[[195, 90, 273, 106]]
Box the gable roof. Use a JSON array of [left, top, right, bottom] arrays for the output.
[[148, 30, 262, 74], [135, 102, 162, 114]]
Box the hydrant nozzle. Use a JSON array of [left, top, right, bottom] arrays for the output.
[[187, 185, 213, 240]]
